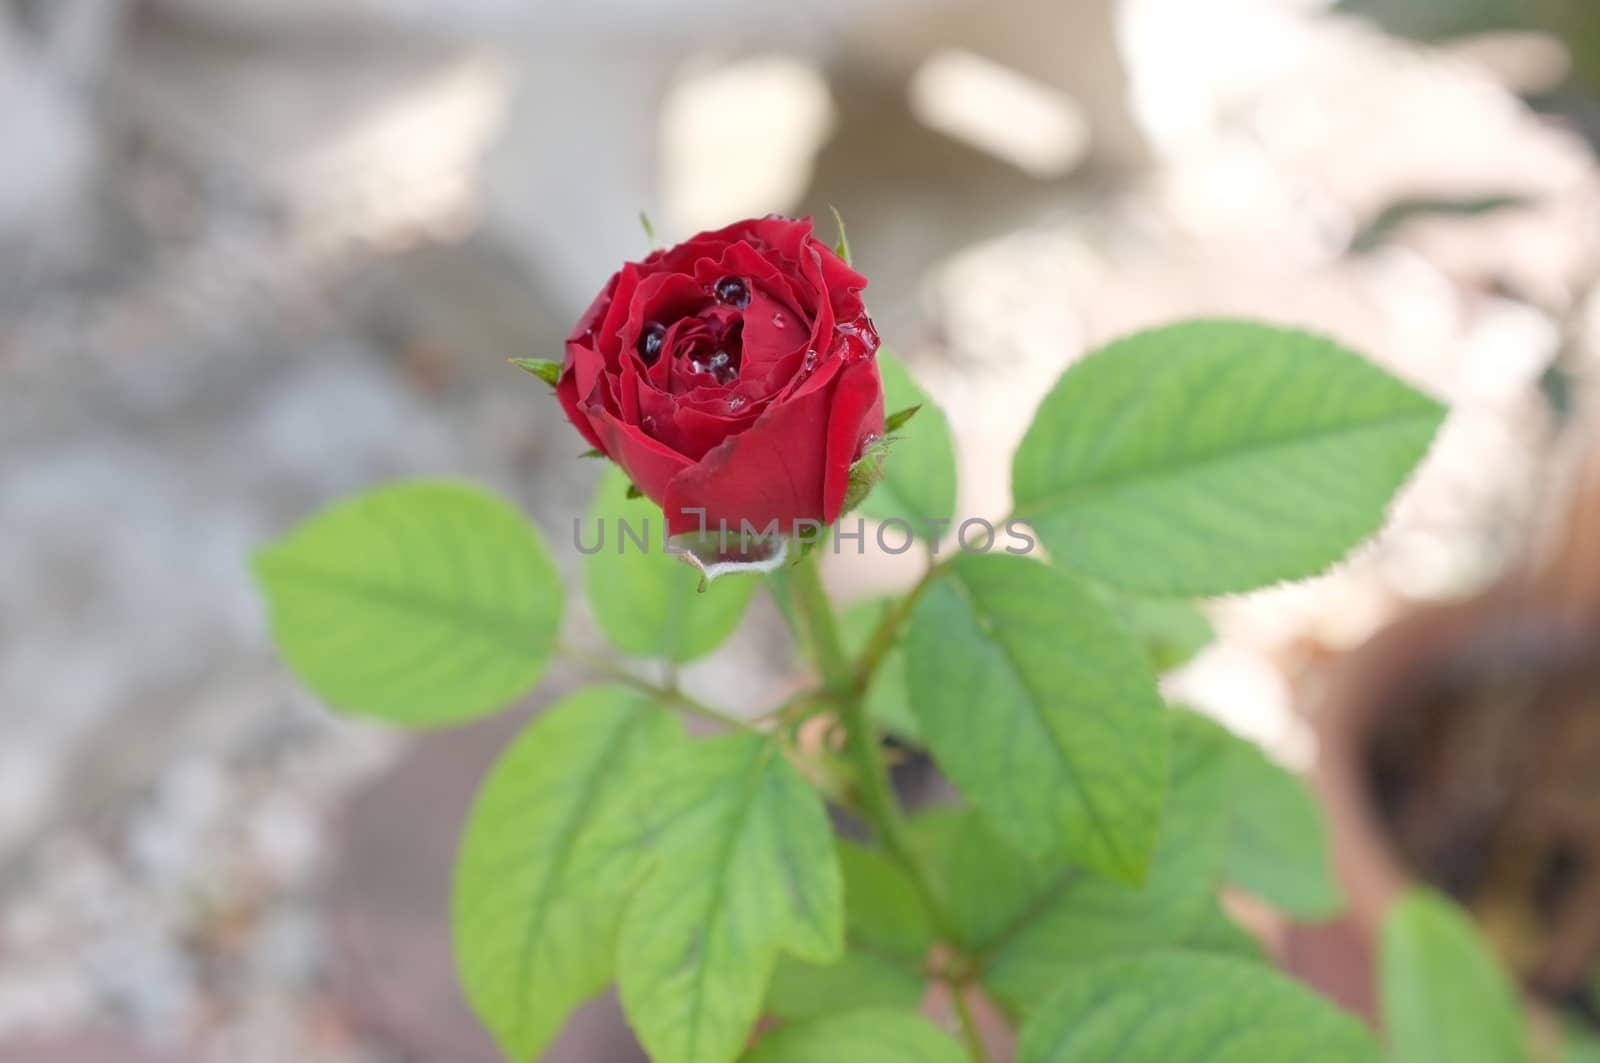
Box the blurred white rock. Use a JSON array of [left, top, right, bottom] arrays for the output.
[[0, 5, 102, 274]]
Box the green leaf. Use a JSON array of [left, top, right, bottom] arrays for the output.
[[511, 357, 562, 386], [1225, 729, 1342, 918], [1012, 319, 1446, 596], [987, 891, 1269, 1017], [909, 808, 1059, 952], [452, 687, 683, 1060], [1334, 0, 1529, 40], [865, 647, 919, 742], [980, 711, 1240, 1013], [743, 1010, 967, 1063], [585, 467, 757, 661], [1381, 890, 1527, 1063], [1017, 951, 1381, 1062], [1183, 899, 1268, 963], [858, 351, 958, 544], [765, 950, 925, 1021], [905, 554, 1168, 882], [765, 565, 801, 634], [1561, 1024, 1600, 1063], [836, 839, 939, 961], [615, 734, 844, 1063], [838, 599, 920, 742], [253, 480, 561, 726], [1350, 195, 1527, 254], [1099, 589, 1215, 673], [830, 205, 852, 266], [765, 839, 933, 1021]]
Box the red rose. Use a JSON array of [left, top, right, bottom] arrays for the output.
[[558, 215, 884, 543]]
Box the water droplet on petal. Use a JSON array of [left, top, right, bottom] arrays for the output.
[[727, 395, 747, 412], [686, 356, 737, 383], [638, 322, 666, 364], [802, 348, 819, 374], [772, 311, 787, 328], [641, 415, 657, 433], [713, 276, 750, 308]]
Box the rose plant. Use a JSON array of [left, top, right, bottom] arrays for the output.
[[255, 215, 1451, 1062]]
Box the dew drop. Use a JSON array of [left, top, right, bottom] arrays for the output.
[[727, 395, 747, 412], [802, 348, 819, 374], [772, 311, 787, 328], [641, 415, 657, 433], [689, 348, 740, 384], [639, 322, 666, 364], [713, 276, 750, 308], [713, 352, 740, 384]]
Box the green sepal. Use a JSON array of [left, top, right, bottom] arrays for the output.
[[839, 435, 894, 518], [830, 205, 852, 266], [511, 358, 561, 387], [884, 404, 922, 435]]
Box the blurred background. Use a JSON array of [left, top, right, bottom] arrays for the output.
[[3, 0, 1600, 1059]]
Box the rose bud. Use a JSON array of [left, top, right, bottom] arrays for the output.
[[557, 215, 885, 564]]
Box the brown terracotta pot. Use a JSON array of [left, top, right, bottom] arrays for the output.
[[1289, 594, 1509, 1019], [1290, 451, 1600, 1025], [1292, 601, 1600, 1037]]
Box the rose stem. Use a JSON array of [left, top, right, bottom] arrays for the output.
[[784, 553, 963, 949], [555, 642, 759, 733]]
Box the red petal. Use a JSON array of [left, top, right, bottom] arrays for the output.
[[814, 240, 870, 314], [821, 358, 886, 524], [568, 271, 619, 346], [621, 272, 707, 370], [596, 262, 643, 360], [662, 376, 835, 538], [593, 410, 694, 507], [566, 337, 608, 417], [557, 362, 607, 454]]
